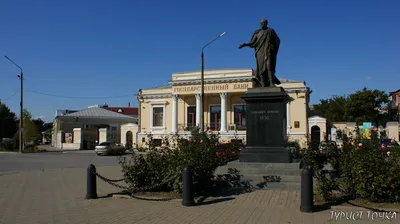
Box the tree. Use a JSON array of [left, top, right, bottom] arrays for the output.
[[32, 118, 45, 132], [345, 88, 389, 125], [0, 104, 18, 140], [42, 122, 53, 131], [31, 119, 53, 144], [312, 88, 390, 125], [16, 109, 39, 145], [312, 95, 349, 122]]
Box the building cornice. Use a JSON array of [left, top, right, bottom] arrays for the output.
[[169, 77, 252, 86], [142, 93, 172, 99], [140, 86, 309, 99]]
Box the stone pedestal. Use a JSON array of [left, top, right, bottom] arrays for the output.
[[240, 87, 291, 163]]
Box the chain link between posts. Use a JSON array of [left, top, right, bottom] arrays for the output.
[[91, 169, 180, 201]]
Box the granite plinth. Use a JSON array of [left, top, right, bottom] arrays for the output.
[[240, 87, 291, 163], [239, 146, 292, 163]]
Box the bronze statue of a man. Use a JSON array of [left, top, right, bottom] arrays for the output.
[[239, 19, 281, 87]]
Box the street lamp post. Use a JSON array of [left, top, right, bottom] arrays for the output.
[[200, 32, 227, 131], [4, 56, 24, 153]]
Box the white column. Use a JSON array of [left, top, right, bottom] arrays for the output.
[[286, 102, 291, 135], [171, 94, 178, 133], [195, 93, 201, 127], [220, 92, 228, 132]]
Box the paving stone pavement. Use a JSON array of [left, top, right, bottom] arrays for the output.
[[0, 166, 397, 224]]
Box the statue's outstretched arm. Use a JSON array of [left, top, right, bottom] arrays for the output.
[[239, 31, 258, 49]]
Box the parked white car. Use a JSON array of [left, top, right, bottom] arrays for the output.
[[95, 141, 125, 156]]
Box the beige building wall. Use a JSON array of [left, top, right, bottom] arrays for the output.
[[137, 69, 311, 148], [386, 122, 400, 142], [53, 117, 137, 150], [120, 123, 138, 148], [287, 91, 308, 141]]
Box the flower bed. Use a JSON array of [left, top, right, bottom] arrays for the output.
[[118, 128, 242, 196], [302, 127, 400, 203]]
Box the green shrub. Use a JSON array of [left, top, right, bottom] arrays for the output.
[[304, 127, 400, 202], [136, 147, 147, 152], [0, 137, 18, 151], [119, 129, 239, 195]]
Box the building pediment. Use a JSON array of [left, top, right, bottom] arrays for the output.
[[121, 123, 138, 127], [308, 115, 326, 121]]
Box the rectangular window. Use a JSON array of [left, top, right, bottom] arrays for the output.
[[150, 139, 162, 147], [152, 107, 164, 127], [111, 127, 117, 140], [210, 105, 221, 130], [234, 105, 246, 130], [294, 121, 300, 128], [187, 106, 196, 127]]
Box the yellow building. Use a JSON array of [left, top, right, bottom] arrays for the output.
[[137, 69, 311, 148]]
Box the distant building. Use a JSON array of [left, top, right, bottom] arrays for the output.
[[389, 89, 400, 121], [101, 105, 138, 118], [52, 106, 138, 150], [55, 109, 79, 117]]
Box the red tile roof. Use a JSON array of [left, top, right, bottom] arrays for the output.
[[389, 89, 400, 96], [102, 107, 138, 116]]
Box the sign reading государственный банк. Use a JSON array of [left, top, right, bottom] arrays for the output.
[[173, 83, 250, 93]]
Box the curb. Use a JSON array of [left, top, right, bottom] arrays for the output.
[[0, 151, 19, 154]]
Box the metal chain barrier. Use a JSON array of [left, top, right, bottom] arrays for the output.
[[91, 169, 180, 201]]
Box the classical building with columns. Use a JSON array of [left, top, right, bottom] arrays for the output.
[[137, 68, 311, 148]]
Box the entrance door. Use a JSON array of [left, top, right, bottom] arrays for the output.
[[187, 106, 196, 128], [210, 105, 221, 131], [126, 131, 133, 149], [311, 125, 321, 149]]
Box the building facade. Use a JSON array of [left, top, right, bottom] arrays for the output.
[[389, 89, 400, 122], [52, 106, 138, 150], [137, 69, 311, 148]]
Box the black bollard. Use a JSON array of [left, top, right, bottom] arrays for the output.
[[86, 164, 97, 199], [300, 165, 314, 212], [182, 166, 195, 206]]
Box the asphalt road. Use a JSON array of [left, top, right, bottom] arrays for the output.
[[0, 151, 132, 173]]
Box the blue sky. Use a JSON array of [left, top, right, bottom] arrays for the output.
[[1, 0, 399, 122]]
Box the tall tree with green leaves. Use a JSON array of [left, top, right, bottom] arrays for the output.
[[16, 109, 39, 144], [345, 88, 389, 125], [0, 104, 18, 140], [312, 88, 390, 125], [312, 95, 349, 122]]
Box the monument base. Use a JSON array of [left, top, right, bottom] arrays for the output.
[[239, 146, 292, 163], [240, 86, 290, 163]]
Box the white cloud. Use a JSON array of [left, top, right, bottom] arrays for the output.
[[365, 76, 372, 80], [34, 116, 47, 120]]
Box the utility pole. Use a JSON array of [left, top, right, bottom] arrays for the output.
[[4, 56, 24, 153]]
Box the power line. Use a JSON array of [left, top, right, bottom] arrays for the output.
[[26, 89, 134, 99], [1, 91, 18, 101]]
